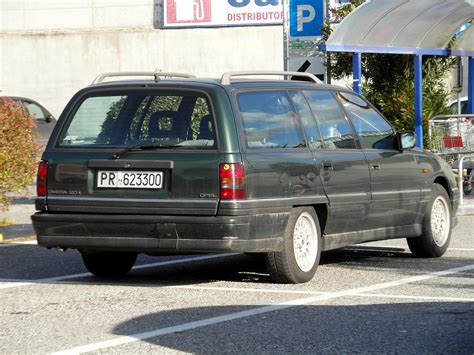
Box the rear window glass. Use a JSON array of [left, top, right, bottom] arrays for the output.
[[59, 91, 215, 149], [237, 90, 305, 149]]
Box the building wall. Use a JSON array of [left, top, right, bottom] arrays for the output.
[[0, 0, 283, 116]]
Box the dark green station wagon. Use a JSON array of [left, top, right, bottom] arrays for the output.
[[32, 71, 459, 283]]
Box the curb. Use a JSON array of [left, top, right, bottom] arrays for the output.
[[0, 224, 35, 241], [458, 206, 474, 216]]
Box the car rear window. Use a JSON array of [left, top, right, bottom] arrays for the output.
[[59, 91, 215, 149]]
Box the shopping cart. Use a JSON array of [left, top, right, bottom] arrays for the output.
[[428, 114, 474, 200], [428, 115, 473, 154]]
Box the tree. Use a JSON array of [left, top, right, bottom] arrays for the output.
[[0, 98, 42, 209], [322, 0, 456, 146]]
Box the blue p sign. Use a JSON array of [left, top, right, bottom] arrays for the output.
[[290, 0, 324, 37]]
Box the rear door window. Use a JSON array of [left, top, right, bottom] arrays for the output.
[[237, 90, 305, 149], [289, 90, 323, 149], [303, 91, 357, 149], [59, 91, 215, 149]]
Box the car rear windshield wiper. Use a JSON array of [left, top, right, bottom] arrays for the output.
[[114, 144, 183, 159]]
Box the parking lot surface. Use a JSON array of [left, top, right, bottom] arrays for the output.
[[1, 215, 473, 354]]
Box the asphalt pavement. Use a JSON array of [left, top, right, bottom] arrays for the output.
[[1, 186, 473, 353], [1, 216, 473, 353]]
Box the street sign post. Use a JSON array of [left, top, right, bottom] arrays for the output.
[[283, 0, 326, 77], [289, 0, 324, 37]]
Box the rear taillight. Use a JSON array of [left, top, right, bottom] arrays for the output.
[[37, 161, 48, 197], [219, 163, 246, 200]]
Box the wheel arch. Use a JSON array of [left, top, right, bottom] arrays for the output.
[[293, 203, 328, 234], [433, 175, 452, 202]]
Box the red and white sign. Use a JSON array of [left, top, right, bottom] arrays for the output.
[[163, 0, 283, 28], [166, 0, 212, 24]]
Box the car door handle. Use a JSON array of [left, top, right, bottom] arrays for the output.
[[323, 162, 334, 171], [371, 164, 381, 170]]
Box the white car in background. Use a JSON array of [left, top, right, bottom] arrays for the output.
[[450, 97, 468, 115], [0, 96, 57, 146]]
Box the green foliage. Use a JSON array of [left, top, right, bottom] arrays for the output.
[[96, 97, 126, 144], [322, 0, 456, 146], [190, 97, 210, 139], [370, 60, 454, 146], [0, 98, 42, 209]]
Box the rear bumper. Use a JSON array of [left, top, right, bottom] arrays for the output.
[[31, 212, 288, 253]]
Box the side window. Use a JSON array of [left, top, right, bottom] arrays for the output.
[[338, 92, 395, 150], [237, 90, 305, 149], [24, 101, 46, 121], [303, 91, 356, 149], [289, 91, 323, 149]]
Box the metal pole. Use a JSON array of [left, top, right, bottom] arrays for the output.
[[457, 92, 462, 114], [282, 0, 290, 71], [453, 153, 473, 206], [352, 52, 362, 94], [414, 54, 423, 148], [468, 56, 474, 114], [456, 57, 462, 114], [325, 0, 331, 84]]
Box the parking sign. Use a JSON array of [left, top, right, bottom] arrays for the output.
[[290, 0, 324, 37]]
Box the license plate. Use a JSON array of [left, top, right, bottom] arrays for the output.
[[97, 171, 163, 189]]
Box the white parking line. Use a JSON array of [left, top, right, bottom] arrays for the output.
[[52, 264, 474, 355], [169, 285, 328, 295], [168, 286, 474, 302], [356, 293, 474, 302], [0, 240, 37, 248], [346, 245, 474, 252], [0, 254, 238, 290]]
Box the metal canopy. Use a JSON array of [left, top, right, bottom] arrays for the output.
[[322, 0, 474, 56], [319, 0, 474, 149], [452, 24, 474, 56]]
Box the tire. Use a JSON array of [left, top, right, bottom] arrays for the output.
[[81, 251, 138, 277], [407, 184, 452, 258], [463, 181, 472, 195], [265, 207, 321, 284]]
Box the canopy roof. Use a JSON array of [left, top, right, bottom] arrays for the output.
[[321, 0, 474, 56]]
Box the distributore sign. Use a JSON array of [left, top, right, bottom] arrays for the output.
[[162, 0, 284, 28]]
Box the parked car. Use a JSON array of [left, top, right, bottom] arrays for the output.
[[449, 96, 468, 114], [0, 96, 56, 146], [31, 71, 459, 284]]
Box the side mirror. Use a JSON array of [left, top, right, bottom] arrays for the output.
[[398, 132, 416, 150]]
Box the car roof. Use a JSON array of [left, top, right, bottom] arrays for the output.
[[0, 96, 55, 118], [1, 95, 45, 106], [85, 71, 348, 93], [88, 78, 339, 89]]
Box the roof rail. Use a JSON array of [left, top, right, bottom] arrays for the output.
[[221, 71, 322, 85], [92, 71, 196, 84]]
